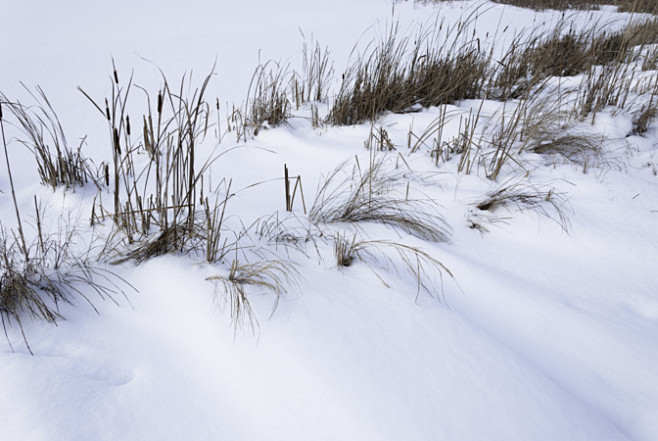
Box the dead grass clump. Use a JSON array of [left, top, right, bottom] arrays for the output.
[[488, 28, 590, 101], [490, 0, 601, 10], [293, 33, 334, 106], [615, 0, 658, 14], [490, 19, 658, 101], [328, 22, 490, 125], [592, 20, 658, 65], [487, 0, 657, 14], [483, 101, 529, 180], [633, 103, 658, 133], [81, 65, 214, 240], [517, 89, 605, 163], [575, 63, 632, 119], [81, 65, 237, 264], [474, 177, 571, 232], [1, 89, 99, 190], [529, 134, 603, 162], [0, 222, 132, 354], [111, 224, 200, 265], [310, 155, 451, 242], [254, 213, 312, 253], [244, 61, 292, 139], [333, 233, 454, 302], [528, 30, 591, 78], [206, 259, 298, 331]]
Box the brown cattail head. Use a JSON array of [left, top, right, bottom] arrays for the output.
[[113, 128, 121, 154], [114, 69, 119, 84], [0, 101, 3, 120], [157, 91, 163, 115], [105, 98, 111, 121], [126, 115, 131, 136], [216, 98, 220, 110]]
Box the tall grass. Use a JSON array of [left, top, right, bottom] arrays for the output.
[[1, 88, 100, 190], [1, 107, 132, 352], [80, 65, 239, 264], [328, 20, 490, 125], [422, 0, 658, 14]]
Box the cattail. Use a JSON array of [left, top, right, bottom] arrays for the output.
[[114, 69, 119, 84], [126, 115, 131, 136], [105, 98, 111, 121], [143, 116, 151, 154], [0, 101, 3, 120], [157, 91, 163, 115], [113, 128, 121, 154]]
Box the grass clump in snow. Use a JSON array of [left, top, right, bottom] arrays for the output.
[[1, 89, 100, 191], [489, 18, 658, 101], [633, 101, 658, 134], [472, 176, 572, 232], [328, 20, 489, 125], [310, 154, 451, 242], [1, 107, 132, 353], [425, 0, 658, 14], [333, 233, 455, 302], [243, 61, 292, 139], [81, 65, 240, 265], [206, 258, 298, 332], [0, 227, 132, 354]]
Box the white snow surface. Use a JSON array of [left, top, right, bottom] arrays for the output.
[[1, 1, 657, 440]]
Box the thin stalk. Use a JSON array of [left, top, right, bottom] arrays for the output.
[[0, 103, 29, 261]]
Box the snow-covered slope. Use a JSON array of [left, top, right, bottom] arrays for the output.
[[1, 1, 657, 440]]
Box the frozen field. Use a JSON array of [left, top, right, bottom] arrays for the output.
[[1, 1, 657, 440]]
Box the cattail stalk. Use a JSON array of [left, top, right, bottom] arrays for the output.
[[0, 102, 30, 260]]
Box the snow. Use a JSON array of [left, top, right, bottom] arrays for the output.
[[1, 0, 658, 440]]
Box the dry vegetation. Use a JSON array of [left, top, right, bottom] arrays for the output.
[[420, 0, 658, 14], [310, 154, 451, 242], [1, 0, 658, 351]]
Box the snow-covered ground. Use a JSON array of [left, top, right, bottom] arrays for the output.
[[1, 1, 657, 440]]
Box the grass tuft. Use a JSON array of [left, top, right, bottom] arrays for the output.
[[206, 258, 298, 332], [310, 155, 451, 242], [333, 233, 455, 302], [1, 88, 99, 190], [474, 176, 572, 232], [328, 21, 490, 125]]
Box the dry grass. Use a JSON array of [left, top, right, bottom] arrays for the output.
[[633, 103, 658, 133], [254, 213, 312, 252], [488, 18, 658, 101], [328, 20, 490, 125], [1, 88, 99, 190], [80, 65, 239, 264], [0, 218, 133, 354], [206, 258, 298, 332], [516, 88, 605, 163], [294, 32, 334, 106], [244, 61, 292, 139], [3, 1, 657, 348], [333, 233, 455, 302], [473, 176, 572, 232], [455, 0, 658, 14], [310, 155, 451, 242]]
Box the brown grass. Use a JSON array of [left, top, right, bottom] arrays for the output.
[[310, 155, 451, 242]]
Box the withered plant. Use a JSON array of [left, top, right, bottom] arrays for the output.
[[310, 155, 451, 242]]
